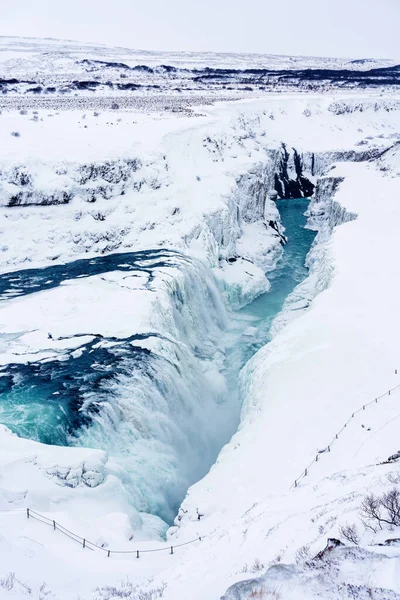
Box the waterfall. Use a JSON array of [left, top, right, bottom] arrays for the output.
[[0, 251, 240, 529]]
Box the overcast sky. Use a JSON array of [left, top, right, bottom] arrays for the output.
[[2, 0, 399, 59]]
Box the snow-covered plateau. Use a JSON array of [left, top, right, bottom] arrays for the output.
[[1, 38, 400, 600]]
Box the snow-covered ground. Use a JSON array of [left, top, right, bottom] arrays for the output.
[[1, 38, 400, 599]]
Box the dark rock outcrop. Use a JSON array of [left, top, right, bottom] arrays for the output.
[[273, 144, 315, 199]]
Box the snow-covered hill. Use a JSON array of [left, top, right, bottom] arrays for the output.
[[1, 38, 400, 600], [0, 36, 399, 103], [1, 36, 394, 72]]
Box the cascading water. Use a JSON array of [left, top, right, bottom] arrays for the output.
[[0, 251, 233, 527], [0, 198, 316, 533]]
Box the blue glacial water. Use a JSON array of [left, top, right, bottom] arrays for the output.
[[0, 249, 188, 447], [0, 199, 316, 526], [230, 198, 317, 367]]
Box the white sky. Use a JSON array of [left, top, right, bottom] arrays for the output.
[[2, 0, 400, 59]]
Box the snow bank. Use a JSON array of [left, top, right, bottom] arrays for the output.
[[0, 423, 144, 548], [0, 425, 106, 496], [223, 545, 400, 600]]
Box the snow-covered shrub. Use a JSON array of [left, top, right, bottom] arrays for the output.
[[387, 472, 400, 485], [0, 572, 16, 591], [0, 572, 41, 596], [295, 544, 311, 563], [339, 523, 360, 545], [360, 487, 400, 532], [94, 580, 165, 599], [203, 134, 227, 161], [236, 112, 260, 138], [250, 558, 265, 573]]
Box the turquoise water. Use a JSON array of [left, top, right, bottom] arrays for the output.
[[225, 198, 317, 378], [0, 198, 315, 524]]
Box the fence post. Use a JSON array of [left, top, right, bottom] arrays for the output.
[[26, 508, 30, 519], [108, 550, 110, 558], [289, 382, 398, 493], [199, 537, 202, 542], [83, 539, 86, 549], [53, 520, 56, 531], [170, 546, 174, 555], [136, 550, 140, 559]]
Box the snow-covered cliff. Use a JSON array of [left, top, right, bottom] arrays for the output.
[[1, 89, 400, 599]]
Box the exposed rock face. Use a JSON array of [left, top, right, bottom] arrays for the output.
[[270, 143, 387, 201], [271, 144, 315, 199], [268, 219, 287, 245], [313, 537, 346, 560]]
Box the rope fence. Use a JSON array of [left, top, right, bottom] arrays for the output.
[[26, 508, 205, 558], [290, 380, 400, 489]]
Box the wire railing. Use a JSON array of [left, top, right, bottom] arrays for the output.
[[290, 381, 400, 489], [26, 508, 205, 558]]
